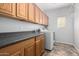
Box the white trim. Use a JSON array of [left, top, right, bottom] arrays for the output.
[[55, 41, 73, 45]]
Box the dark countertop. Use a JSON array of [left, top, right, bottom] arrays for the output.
[[0, 31, 44, 48]]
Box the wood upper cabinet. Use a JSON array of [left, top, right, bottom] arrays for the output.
[[0, 3, 48, 25], [42, 14, 48, 25], [0, 3, 16, 16], [28, 3, 35, 22], [45, 15, 48, 25], [35, 5, 40, 23], [17, 3, 28, 20], [42, 14, 45, 25], [39, 11, 43, 24]]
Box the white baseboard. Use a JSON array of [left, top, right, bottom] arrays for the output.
[[55, 41, 73, 46]]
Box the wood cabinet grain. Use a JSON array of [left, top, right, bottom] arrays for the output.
[[45, 15, 48, 25], [42, 14, 45, 25], [17, 3, 28, 20], [24, 43, 35, 56], [12, 48, 24, 56], [0, 3, 48, 25], [28, 3, 35, 22], [39, 11, 43, 24], [36, 34, 45, 56], [35, 5, 40, 23], [36, 39, 41, 56], [42, 14, 48, 25], [0, 41, 24, 56], [24, 37, 35, 56], [0, 3, 16, 16]]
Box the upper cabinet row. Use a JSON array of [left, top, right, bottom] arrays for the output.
[[0, 3, 48, 26]]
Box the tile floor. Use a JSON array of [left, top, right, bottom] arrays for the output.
[[43, 43, 79, 56]]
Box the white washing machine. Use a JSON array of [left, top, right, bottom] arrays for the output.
[[40, 29, 55, 50]]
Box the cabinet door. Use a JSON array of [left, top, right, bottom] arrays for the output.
[[42, 14, 48, 25], [17, 3, 28, 20], [24, 43, 35, 56], [36, 40, 41, 56], [40, 11, 43, 24], [44, 15, 48, 25], [28, 3, 35, 22], [42, 14, 45, 25], [46, 16, 48, 25], [40, 38, 45, 54], [0, 3, 16, 16], [36, 34, 45, 56], [35, 5, 40, 23]]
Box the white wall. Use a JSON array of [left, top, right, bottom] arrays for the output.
[[74, 4, 79, 50], [0, 16, 44, 33], [46, 5, 74, 44]]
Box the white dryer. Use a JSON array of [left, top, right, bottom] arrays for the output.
[[44, 31, 54, 50], [40, 29, 55, 50]]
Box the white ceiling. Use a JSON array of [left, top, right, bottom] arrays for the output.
[[36, 3, 73, 11]]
